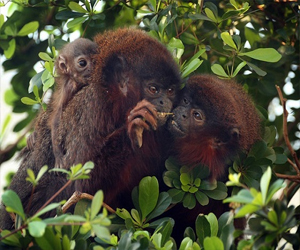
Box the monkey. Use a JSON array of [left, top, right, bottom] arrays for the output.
[[49, 38, 97, 168], [0, 28, 181, 229], [163, 74, 262, 240], [169, 74, 261, 179], [55, 28, 181, 208]]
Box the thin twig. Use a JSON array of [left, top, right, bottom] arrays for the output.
[[275, 173, 300, 183], [275, 85, 300, 174], [62, 191, 115, 214]]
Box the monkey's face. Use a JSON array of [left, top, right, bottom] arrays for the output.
[[169, 88, 240, 149], [72, 54, 94, 80], [143, 81, 177, 126], [169, 92, 205, 138]]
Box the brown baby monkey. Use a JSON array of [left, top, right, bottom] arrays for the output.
[[49, 38, 97, 168]]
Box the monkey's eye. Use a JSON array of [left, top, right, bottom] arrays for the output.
[[149, 85, 159, 94], [193, 111, 204, 121], [167, 88, 175, 95], [78, 59, 87, 67]]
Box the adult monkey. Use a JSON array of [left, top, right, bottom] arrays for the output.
[[165, 74, 262, 239], [57, 28, 181, 208], [0, 28, 181, 229]]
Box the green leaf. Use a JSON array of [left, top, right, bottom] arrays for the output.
[[221, 32, 237, 50], [0, 230, 22, 247], [211, 64, 229, 78], [183, 193, 196, 209], [131, 208, 141, 224], [29, 70, 44, 93], [235, 204, 260, 218], [205, 8, 217, 23], [196, 215, 211, 247], [147, 192, 172, 221], [266, 179, 286, 204], [232, 61, 247, 77], [2, 190, 25, 220], [168, 189, 185, 203], [17, 21, 39, 36], [203, 236, 224, 250], [195, 191, 209, 206], [260, 167, 271, 204], [21, 97, 39, 105], [28, 221, 47, 237], [92, 224, 111, 240], [239, 48, 282, 62], [139, 176, 159, 220], [4, 39, 16, 59], [168, 37, 184, 60], [205, 213, 218, 237], [67, 17, 88, 29], [68, 1, 88, 13], [32, 203, 61, 219], [90, 190, 103, 219], [180, 173, 190, 186], [39, 52, 54, 61], [0, 14, 4, 29], [181, 58, 203, 78], [243, 60, 267, 76]]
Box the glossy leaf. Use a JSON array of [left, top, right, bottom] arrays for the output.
[[203, 237, 224, 250], [196, 215, 211, 247], [139, 176, 159, 220], [239, 48, 282, 62]]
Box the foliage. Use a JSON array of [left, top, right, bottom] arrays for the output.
[[0, 0, 299, 249]]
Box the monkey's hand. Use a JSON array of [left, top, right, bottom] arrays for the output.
[[127, 99, 158, 148]]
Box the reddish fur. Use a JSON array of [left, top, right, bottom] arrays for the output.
[[55, 28, 181, 208], [172, 74, 262, 179]]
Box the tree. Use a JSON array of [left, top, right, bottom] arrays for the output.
[[0, 0, 299, 249]]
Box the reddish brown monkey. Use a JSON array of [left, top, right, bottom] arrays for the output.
[[49, 38, 97, 168], [169, 74, 261, 179], [165, 74, 261, 239], [55, 28, 181, 208], [0, 28, 181, 230]]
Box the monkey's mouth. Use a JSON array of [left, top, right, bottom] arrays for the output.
[[169, 119, 185, 137]]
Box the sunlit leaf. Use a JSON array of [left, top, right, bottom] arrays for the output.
[[4, 39, 16, 59], [17, 21, 39, 36], [68, 1, 88, 13], [203, 236, 224, 250], [221, 32, 237, 50], [28, 221, 47, 237]]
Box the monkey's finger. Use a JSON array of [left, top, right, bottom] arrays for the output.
[[129, 99, 157, 118], [128, 110, 157, 130], [135, 127, 144, 148]]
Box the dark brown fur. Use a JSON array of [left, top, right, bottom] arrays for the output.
[[0, 28, 181, 230], [56, 28, 181, 208]]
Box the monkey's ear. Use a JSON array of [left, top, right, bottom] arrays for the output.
[[58, 55, 68, 74], [104, 55, 129, 96]]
